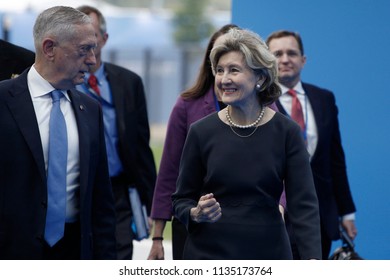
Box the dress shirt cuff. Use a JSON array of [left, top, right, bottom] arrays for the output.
[[341, 213, 355, 221]]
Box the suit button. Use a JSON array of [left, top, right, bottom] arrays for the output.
[[41, 201, 47, 208]]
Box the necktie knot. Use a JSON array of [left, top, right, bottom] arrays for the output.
[[88, 74, 98, 86], [88, 74, 100, 96], [51, 90, 63, 103], [287, 89, 298, 97], [286, 88, 305, 133]]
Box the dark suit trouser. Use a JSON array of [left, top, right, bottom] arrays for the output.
[[111, 174, 134, 260], [171, 217, 187, 260], [43, 222, 81, 260], [320, 227, 332, 260]]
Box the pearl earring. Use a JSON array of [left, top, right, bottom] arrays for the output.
[[256, 83, 261, 90]]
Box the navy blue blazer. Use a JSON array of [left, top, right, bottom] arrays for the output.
[[0, 39, 35, 81], [276, 82, 356, 240], [0, 69, 117, 259], [104, 63, 156, 212]]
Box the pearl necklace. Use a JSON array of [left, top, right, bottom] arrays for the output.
[[229, 125, 259, 138], [225, 105, 265, 129]]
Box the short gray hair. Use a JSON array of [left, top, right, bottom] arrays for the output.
[[33, 6, 92, 49]]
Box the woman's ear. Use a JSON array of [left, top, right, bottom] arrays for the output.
[[256, 75, 267, 91]]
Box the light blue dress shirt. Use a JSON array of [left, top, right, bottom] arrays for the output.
[[76, 64, 123, 177]]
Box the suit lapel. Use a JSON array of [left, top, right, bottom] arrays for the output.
[[6, 73, 46, 182], [276, 84, 322, 162], [275, 99, 287, 115], [105, 65, 126, 128], [302, 84, 322, 137], [302, 83, 323, 162], [67, 89, 90, 200]]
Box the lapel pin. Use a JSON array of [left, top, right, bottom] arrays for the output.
[[79, 105, 84, 111]]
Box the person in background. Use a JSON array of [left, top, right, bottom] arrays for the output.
[[172, 28, 321, 260], [147, 24, 284, 260], [0, 6, 116, 259], [0, 39, 35, 81], [266, 30, 357, 260], [76, 5, 156, 260], [147, 24, 237, 260]]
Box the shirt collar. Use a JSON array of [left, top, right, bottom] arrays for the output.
[[280, 81, 305, 96], [85, 63, 105, 85], [27, 66, 71, 101]]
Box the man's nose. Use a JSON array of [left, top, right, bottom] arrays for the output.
[[280, 53, 289, 62], [86, 49, 96, 65]]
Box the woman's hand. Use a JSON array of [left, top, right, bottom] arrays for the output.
[[147, 219, 166, 260], [147, 238, 165, 260], [190, 193, 222, 223]]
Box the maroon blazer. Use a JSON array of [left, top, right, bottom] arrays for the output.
[[151, 88, 217, 220]]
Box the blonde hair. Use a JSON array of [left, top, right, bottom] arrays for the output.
[[210, 28, 281, 105]]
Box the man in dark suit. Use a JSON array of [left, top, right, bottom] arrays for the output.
[[0, 6, 116, 259], [266, 30, 357, 260], [76, 5, 156, 259], [0, 39, 35, 81]]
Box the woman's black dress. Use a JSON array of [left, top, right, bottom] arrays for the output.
[[172, 112, 321, 260]]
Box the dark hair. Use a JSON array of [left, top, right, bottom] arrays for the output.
[[181, 24, 239, 99], [266, 30, 304, 55]]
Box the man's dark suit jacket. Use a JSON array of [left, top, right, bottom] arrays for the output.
[[0, 40, 35, 81], [276, 82, 356, 240], [0, 70, 117, 259], [104, 63, 156, 212]]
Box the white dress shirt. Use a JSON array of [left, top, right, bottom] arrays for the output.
[[279, 82, 318, 161], [279, 81, 355, 221], [28, 66, 80, 222]]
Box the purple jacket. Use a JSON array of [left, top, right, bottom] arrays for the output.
[[150, 88, 284, 220]]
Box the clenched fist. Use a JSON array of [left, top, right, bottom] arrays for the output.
[[190, 193, 222, 223]]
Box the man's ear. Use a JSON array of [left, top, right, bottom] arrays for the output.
[[42, 38, 56, 60], [301, 55, 307, 68], [102, 32, 109, 45]]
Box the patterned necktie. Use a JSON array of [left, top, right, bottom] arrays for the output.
[[287, 89, 305, 131], [88, 74, 100, 96], [44, 90, 68, 247]]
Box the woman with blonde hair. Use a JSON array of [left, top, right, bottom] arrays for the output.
[[172, 28, 321, 260]]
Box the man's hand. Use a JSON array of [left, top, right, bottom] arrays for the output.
[[341, 219, 357, 240]]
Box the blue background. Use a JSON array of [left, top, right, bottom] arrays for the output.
[[232, 0, 390, 259]]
